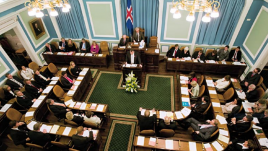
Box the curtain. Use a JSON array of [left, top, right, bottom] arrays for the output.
[[121, 0, 159, 43], [196, 0, 245, 45], [55, 0, 88, 39]]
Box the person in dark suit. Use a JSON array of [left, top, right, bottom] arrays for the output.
[[5, 73, 24, 91], [69, 61, 82, 77], [227, 139, 256, 151], [243, 84, 258, 102], [25, 79, 43, 98], [192, 50, 205, 61], [46, 99, 70, 119], [34, 70, 51, 87], [125, 50, 142, 66], [190, 96, 210, 119], [180, 46, 191, 58], [136, 107, 157, 131], [133, 27, 144, 42], [45, 43, 57, 53], [15, 90, 36, 109], [66, 111, 84, 126], [28, 123, 51, 146], [9, 120, 30, 146], [158, 116, 176, 131], [205, 50, 217, 61], [119, 35, 129, 46], [79, 38, 90, 53], [3, 85, 16, 102], [228, 115, 252, 133], [61, 71, 75, 88], [228, 46, 242, 62], [240, 68, 261, 90], [166, 44, 180, 58], [253, 109, 268, 136], [66, 39, 77, 52], [72, 126, 93, 151], [185, 118, 218, 141], [59, 38, 67, 52]]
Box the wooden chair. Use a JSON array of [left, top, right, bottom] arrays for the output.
[[6, 108, 25, 122], [100, 41, 109, 55], [26, 142, 47, 151], [69, 148, 79, 151], [0, 87, 5, 101], [217, 87, 234, 104], [198, 75, 204, 86], [140, 130, 155, 136], [64, 119, 78, 127], [206, 128, 219, 142], [17, 70, 23, 79], [48, 63, 62, 77], [51, 41, 59, 50], [194, 47, 203, 52], [28, 62, 40, 71], [256, 76, 263, 87], [149, 36, 158, 48], [180, 46, 186, 51], [205, 49, 214, 57], [159, 129, 175, 137], [53, 85, 67, 101], [256, 87, 265, 100], [200, 102, 212, 120], [191, 85, 205, 102], [47, 104, 64, 121]]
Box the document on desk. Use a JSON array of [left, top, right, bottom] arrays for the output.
[[74, 81, 81, 85], [92, 130, 98, 139], [216, 115, 227, 124], [51, 77, 59, 81], [159, 111, 166, 119], [85, 53, 93, 56], [50, 125, 60, 134], [253, 124, 262, 129], [32, 99, 42, 108], [90, 103, 97, 109], [137, 136, 145, 146], [98, 54, 103, 57], [77, 76, 84, 81], [204, 143, 213, 151], [175, 111, 183, 119], [242, 102, 255, 112], [62, 127, 72, 136], [27, 121, 37, 130], [25, 111, 34, 117], [168, 58, 172, 61], [165, 140, 173, 149], [0, 104, 12, 112], [82, 68, 89, 71], [38, 95, 46, 100], [212, 141, 224, 151], [49, 81, 57, 85], [155, 49, 159, 53], [180, 76, 189, 81], [65, 99, 74, 106], [212, 102, 221, 107], [236, 90, 246, 99], [67, 90, 75, 96], [253, 117, 259, 124], [180, 80, 186, 84], [149, 137, 156, 146], [69, 102, 76, 108], [189, 142, 197, 151], [43, 86, 53, 93], [96, 104, 104, 111], [218, 134, 229, 144], [259, 138, 268, 148], [219, 129, 229, 136], [40, 124, 52, 132], [79, 71, 87, 76], [181, 107, 191, 117], [182, 97, 190, 107], [181, 87, 189, 95], [71, 85, 78, 91], [74, 102, 82, 108], [61, 68, 67, 71], [209, 90, 217, 94], [80, 102, 87, 110], [206, 80, 214, 87]]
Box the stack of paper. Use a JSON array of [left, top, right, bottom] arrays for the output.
[[50, 125, 60, 134], [159, 111, 166, 119], [69, 102, 76, 108], [83, 130, 90, 137], [82, 68, 89, 71], [51, 77, 59, 81], [75, 53, 81, 56], [209, 90, 217, 94], [38, 95, 46, 100], [168, 58, 172, 61], [25, 111, 34, 117], [181, 87, 189, 95], [182, 97, 190, 107], [119, 46, 126, 48], [86, 53, 93, 56], [253, 117, 259, 124], [61, 68, 67, 71], [77, 77, 84, 81], [27, 121, 37, 130], [219, 129, 229, 136], [233, 62, 244, 65], [80, 102, 87, 110], [130, 64, 137, 67], [71, 85, 78, 91], [175, 111, 183, 119], [218, 134, 229, 143], [79, 71, 87, 76], [96, 104, 104, 111], [165, 140, 173, 149], [67, 90, 75, 96], [259, 138, 268, 148], [137, 136, 145, 146], [90, 103, 97, 109], [204, 143, 213, 151], [98, 54, 103, 57], [212, 141, 224, 151], [149, 137, 156, 146], [65, 99, 74, 106], [181, 107, 191, 117], [74, 81, 81, 85], [43, 86, 53, 93], [62, 127, 72, 136], [49, 81, 57, 85], [40, 124, 52, 132], [92, 130, 98, 139], [189, 142, 197, 151], [242, 102, 255, 112], [212, 102, 221, 107], [236, 90, 246, 99], [32, 99, 42, 108], [0, 104, 12, 112], [180, 76, 189, 81], [216, 115, 227, 124], [74, 102, 82, 108], [184, 57, 191, 60]]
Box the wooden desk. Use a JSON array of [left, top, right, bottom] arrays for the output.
[[122, 66, 142, 84], [72, 68, 92, 101]]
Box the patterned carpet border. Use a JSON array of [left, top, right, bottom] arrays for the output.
[[104, 120, 136, 151], [90, 68, 98, 78]]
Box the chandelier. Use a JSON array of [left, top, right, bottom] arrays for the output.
[[170, 0, 220, 22], [24, 0, 71, 18]]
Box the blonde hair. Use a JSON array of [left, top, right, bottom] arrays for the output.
[[77, 126, 83, 134], [191, 81, 197, 87], [92, 41, 96, 45], [2, 85, 9, 91], [66, 111, 74, 120], [70, 61, 75, 68]]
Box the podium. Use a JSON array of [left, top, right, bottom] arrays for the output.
[[122, 65, 142, 85]]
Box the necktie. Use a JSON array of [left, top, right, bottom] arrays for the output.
[[233, 52, 237, 59], [49, 46, 51, 52], [65, 76, 73, 83], [174, 50, 177, 58], [11, 79, 23, 87], [62, 43, 65, 51], [251, 73, 255, 77]]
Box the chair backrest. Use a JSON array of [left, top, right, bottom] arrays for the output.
[[149, 36, 158, 48], [198, 75, 204, 86], [256, 76, 263, 87], [48, 63, 58, 74], [256, 87, 265, 99], [194, 47, 203, 52], [0, 87, 5, 100], [83, 121, 99, 129], [180, 46, 185, 51], [65, 119, 78, 127], [205, 49, 214, 57], [140, 130, 155, 136], [15, 98, 27, 110], [53, 85, 65, 98], [100, 41, 109, 55], [6, 108, 22, 121], [28, 62, 39, 71], [198, 85, 205, 98], [238, 105, 243, 113], [51, 41, 59, 49], [47, 104, 55, 115], [210, 128, 219, 137], [69, 148, 80, 151], [223, 87, 234, 101], [26, 143, 43, 149], [239, 122, 253, 134], [202, 102, 211, 115], [7, 134, 13, 141], [17, 70, 23, 79], [51, 141, 69, 149], [159, 129, 175, 137]]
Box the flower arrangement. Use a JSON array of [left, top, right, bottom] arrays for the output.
[[125, 71, 140, 93]]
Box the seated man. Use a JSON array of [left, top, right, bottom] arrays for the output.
[[133, 27, 144, 42], [185, 118, 218, 141], [20, 66, 34, 80], [45, 43, 57, 53], [228, 46, 241, 62], [214, 75, 231, 91], [5, 73, 24, 91], [190, 96, 210, 119], [227, 139, 256, 151], [46, 99, 70, 119], [59, 37, 67, 52], [166, 44, 180, 58], [125, 50, 142, 67], [205, 50, 217, 61], [158, 116, 176, 131], [25, 79, 43, 98], [217, 45, 229, 61], [136, 107, 156, 131], [15, 90, 36, 109], [192, 50, 205, 61], [3, 85, 16, 102], [244, 84, 258, 102], [72, 126, 93, 151], [79, 38, 90, 53], [228, 115, 253, 133], [34, 70, 51, 87], [66, 111, 84, 126], [9, 120, 30, 146], [240, 68, 261, 90], [119, 35, 129, 46], [253, 109, 268, 136], [28, 123, 51, 146], [61, 71, 75, 88]]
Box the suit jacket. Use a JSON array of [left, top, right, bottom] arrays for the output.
[[119, 38, 129, 46], [192, 102, 209, 113], [166, 47, 180, 58], [17, 93, 33, 108], [180, 50, 190, 58], [59, 41, 68, 52], [72, 132, 93, 151], [25, 82, 42, 98], [136, 111, 156, 131], [72, 116, 84, 126], [49, 104, 67, 119], [45, 44, 57, 53], [158, 119, 176, 130], [217, 49, 229, 61], [61, 75, 73, 88], [28, 131, 51, 146], [10, 128, 28, 145], [34, 72, 51, 88], [243, 72, 261, 86], [133, 31, 144, 42], [205, 52, 217, 61], [228, 50, 241, 61], [4, 90, 15, 101], [230, 139, 251, 151], [228, 120, 251, 132], [192, 51, 205, 61], [66, 43, 77, 52], [6, 76, 24, 91], [256, 117, 268, 134], [126, 51, 141, 64], [79, 41, 90, 53], [245, 89, 258, 102], [70, 66, 81, 77]]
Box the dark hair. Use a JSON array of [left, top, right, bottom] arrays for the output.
[[212, 50, 217, 54], [237, 46, 240, 49], [246, 115, 253, 122], [203, 96, 209, 102], [9, 120, 17, 127], [189, 72, 196, 79], [85, 110, 93, 118], [175, 44, 179, 47], [33, 123, 41, 131], [256, 68, 260, 72], [82, 38, 85, 41], [225, 45, 229, 48], [5, 73, 10, 77], [236, 98, 242, 106], [62, 71, 66, 75], [199, 50, 203, 53], [46, 99, 53, 104], [224, 75, 231, 81]]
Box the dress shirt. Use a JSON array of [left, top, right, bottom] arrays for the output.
[[131, 54, 134, 64], [21, 68, 34, 80], [173, 49, 178, 58], [9, 90, 15, 96], [215, 78, 230, 89], [232, 51, 237, 60], [237, 143, 248, 149], [38, 74, 47, 81], [62, 43, 65, 51], [82, 43, 85, 49], [199, 124, 214, 129], [10, 79, 23, 87]]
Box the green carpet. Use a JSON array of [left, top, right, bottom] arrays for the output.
[[86, 71, 174, 117], [104, 120, 136, 151]]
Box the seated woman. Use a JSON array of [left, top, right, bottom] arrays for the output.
[[186, 72, 197, 89], [214, 75, 231, 91], [252, 99, 267, 118], [205, 50, 217, 61], [2, 85, 15, 105], [66, 111, 84, 126], [188, 81, 199, 98], [90, 41, 100, 54], [69, 61, 82, 77], [66, 39, 77, 52], [20, 66, 34, 80], [180, 46, 191, 58], [83, 110, 101, 125], [221, 98, 242, 114]]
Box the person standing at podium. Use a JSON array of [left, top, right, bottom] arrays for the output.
[[125, 49, 142, 67]]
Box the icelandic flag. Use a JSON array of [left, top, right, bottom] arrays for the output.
[[126, 0, 133, 34]]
